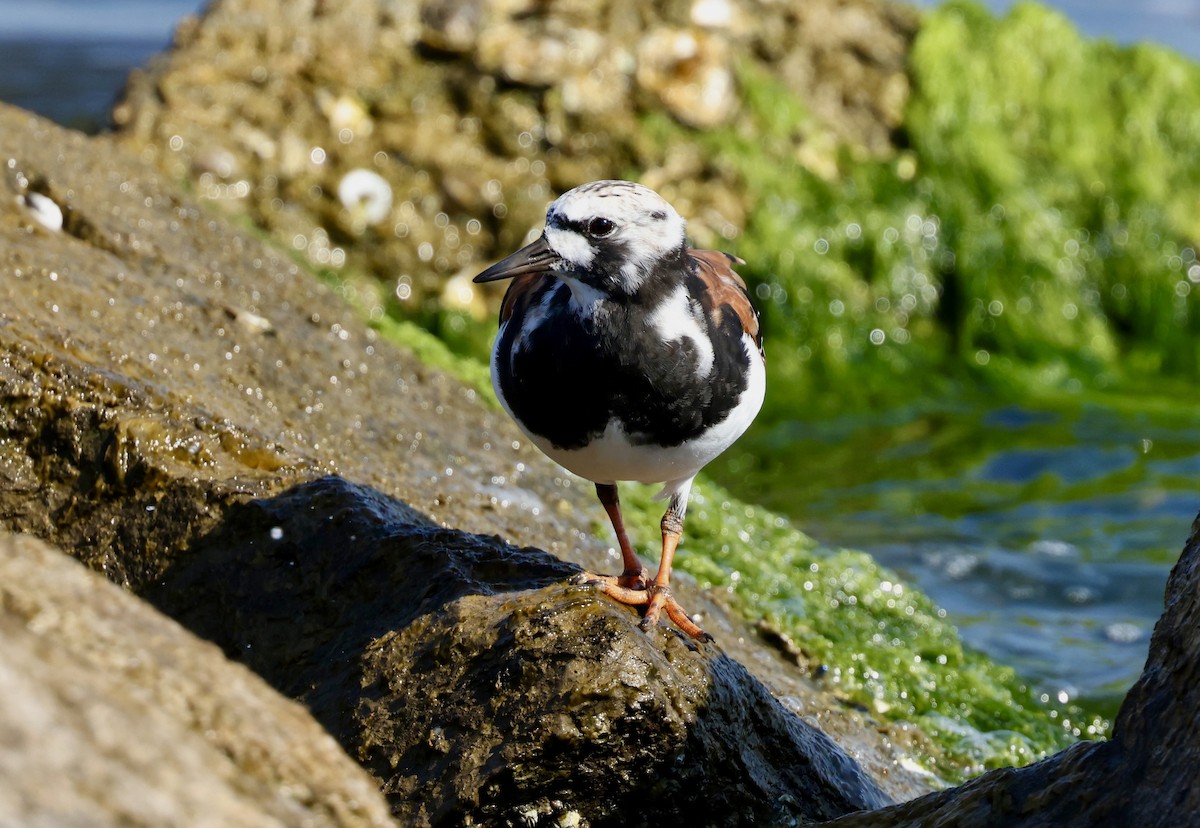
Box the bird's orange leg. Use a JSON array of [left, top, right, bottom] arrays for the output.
[[574, 484, 710, 640], [640, 493, 711, 640], [574, 483, 648, 590]]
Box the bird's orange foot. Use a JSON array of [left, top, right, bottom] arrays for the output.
[[642, 584, 713, 641], [571, 565, 648, 592], [573, 573, 712, 641]]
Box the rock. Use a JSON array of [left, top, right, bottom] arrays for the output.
[[0, 100, 930, 821], [110, 0, 917, 311], [0, 531, 397, 828], [0, 100, 583, 589], [819, 514, 1200, 827], [635, 27, 737, 128], [148, 475, 892, 826]]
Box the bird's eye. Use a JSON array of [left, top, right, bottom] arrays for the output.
[[587, 217, 616, 238]]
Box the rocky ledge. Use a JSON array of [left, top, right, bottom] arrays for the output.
[[1, 102, 922, 825], [146, 475, 892, 825], [2, 23, 1199, 828]]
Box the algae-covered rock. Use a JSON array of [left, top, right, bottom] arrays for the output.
[[0, 100, 590, 587], [0, 531, 398, 828], [904, 0, 1200, 379], [149, 475, 892, 826], [112, 0, 1200, 416], [111, 0, 916, 323]]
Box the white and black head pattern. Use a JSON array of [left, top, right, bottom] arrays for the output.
[[542, 180, 688, 298], [473, 180, 691, 307]]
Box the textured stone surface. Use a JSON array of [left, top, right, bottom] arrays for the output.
[[149, 475, 893, 827], [0, 100, 591, 589], [110, 0, 918, 313], [0, 99, 931, 822], [0, 531, 397, 828]]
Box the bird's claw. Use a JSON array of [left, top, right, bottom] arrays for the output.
[[572, 566, 648, 592], [641, 583, 711, 641], [576, 573, 712, 640]]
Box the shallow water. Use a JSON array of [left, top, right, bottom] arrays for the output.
[[733, 396, 1199, 715]]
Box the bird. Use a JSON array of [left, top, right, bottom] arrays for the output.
[[474, 180, 765, 640]]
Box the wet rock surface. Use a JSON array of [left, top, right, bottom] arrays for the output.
[[151, 475, 892, 826], [0, 531, 398, 828], [0, 102, 930, 820], [821, 514, 1200, 828], [0, 100, 585, 588]]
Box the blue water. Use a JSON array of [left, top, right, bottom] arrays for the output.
[[0, 0, 1196, 721], [0, 0, 204, 129], [743, 400, 1199, 712], [912, 0, 1200, 61], [0, 0, 202, 37]]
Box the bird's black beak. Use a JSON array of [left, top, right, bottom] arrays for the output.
[[473, 234, 557, 283]]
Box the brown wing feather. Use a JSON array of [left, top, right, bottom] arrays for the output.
[[688, 248, 764, 360]]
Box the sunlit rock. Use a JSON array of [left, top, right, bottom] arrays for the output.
[[636, 27, 737, 128], [476, 22, 606, 89]]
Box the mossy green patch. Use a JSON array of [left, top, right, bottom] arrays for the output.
[[612, 476, 1105, 780], [907, 1, 1200, 379], [636, 2, 1200, 424]]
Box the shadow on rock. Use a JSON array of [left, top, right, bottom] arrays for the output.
[[0, 531, 397, 828], [147, 475, 891, 827]]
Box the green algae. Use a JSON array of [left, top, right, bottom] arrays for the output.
[[906, 1, 1200, 380], [634, 2, 1200, 423], [611, 476, 1105, 780]]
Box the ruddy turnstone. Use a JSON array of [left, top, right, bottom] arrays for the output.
[[474, 180, 765, 639]]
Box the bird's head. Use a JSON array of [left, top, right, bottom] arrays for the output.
[[473, 180, 688, 302]]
